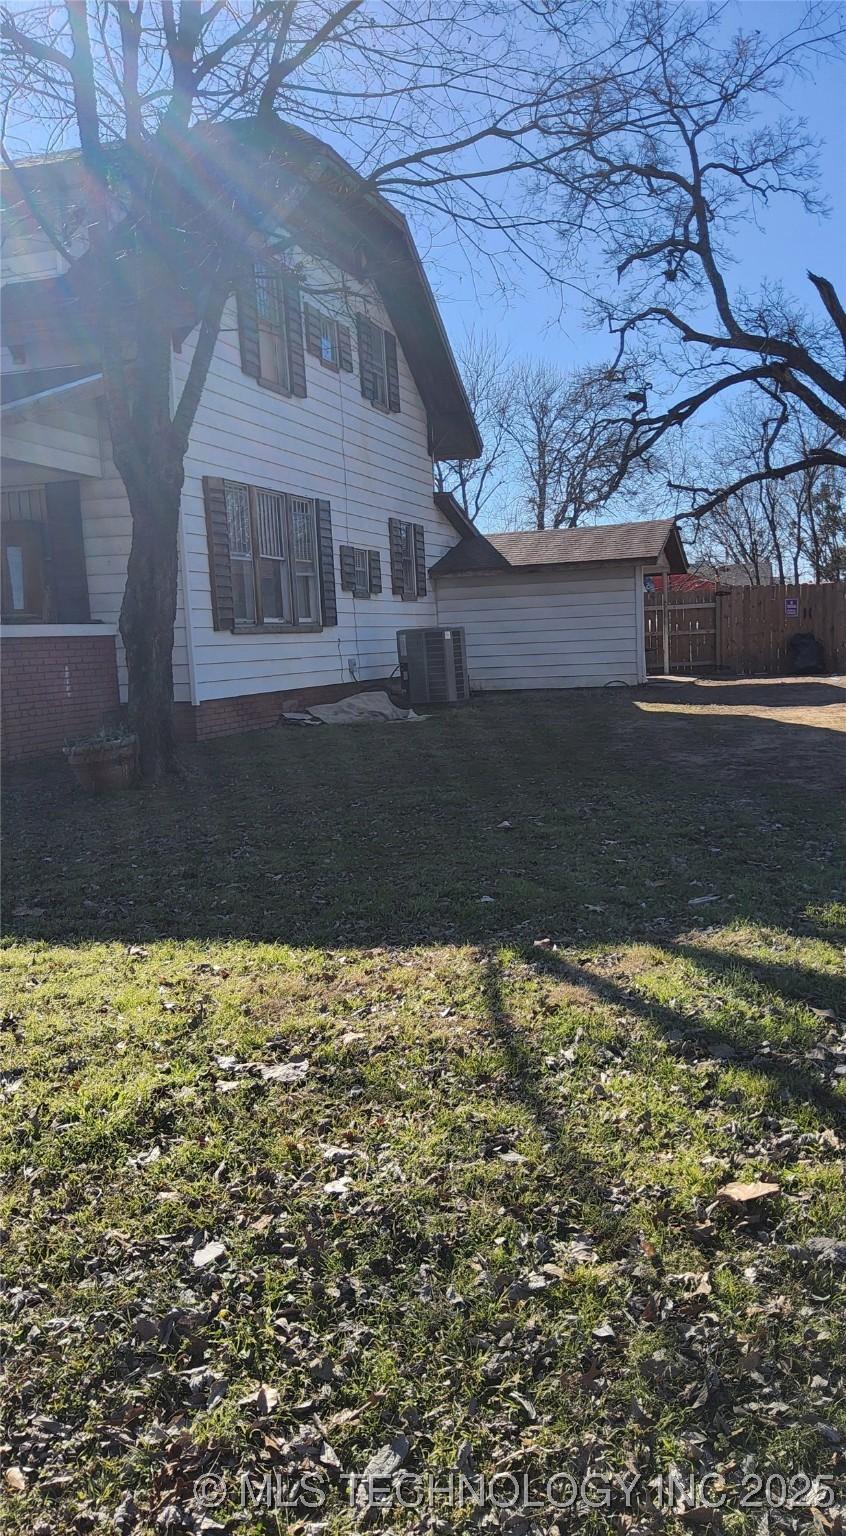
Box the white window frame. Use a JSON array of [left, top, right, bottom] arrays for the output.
[[397, 519, 416, 598], [317, 312, 340, 369], [353, 547, 370, 596], [368, 324, 389, 408], [254, 263, 291, 394], [224, 480, 320, 630]]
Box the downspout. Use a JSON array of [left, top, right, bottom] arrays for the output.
[[634, 566, 647, 684]]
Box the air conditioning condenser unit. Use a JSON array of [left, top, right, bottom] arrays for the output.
[[396, 626, 469, 705]]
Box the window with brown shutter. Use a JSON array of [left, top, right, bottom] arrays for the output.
[[339, 543, 382, 598], [203, 476, 335, 631], [304, 302, 355, 374], [356, 314, 401, 413], [237, 262, 307, 398], [388, 517, 424, 599]]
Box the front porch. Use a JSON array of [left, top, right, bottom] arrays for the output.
[[1, 368, 123, 760], [1, 623, 120, 761]]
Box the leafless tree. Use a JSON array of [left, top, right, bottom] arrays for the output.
[[435, 329, 511, 523], [530, 0, 846, 516], [1, 0, 594, 779], [690, 390, 846, 581], [494, 358, 644, 529], [494, 360, 567, 529], [802, 474, 846, 581]]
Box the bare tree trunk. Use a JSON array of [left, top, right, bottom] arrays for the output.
[[118, 460, 183, 782]]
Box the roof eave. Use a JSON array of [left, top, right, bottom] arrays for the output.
[[1, 371, 103, 414], [663, 525, 688, 573]]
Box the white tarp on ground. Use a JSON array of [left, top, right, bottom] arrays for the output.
[[294, 691, 426, 726]]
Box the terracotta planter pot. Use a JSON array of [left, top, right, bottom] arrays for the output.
[[67, 738, 139, 792]]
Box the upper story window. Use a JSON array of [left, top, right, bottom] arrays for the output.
[[223, 480, 320, 629], [304, 301, 354, 374], [254, 264, 291, 393], [236, 262, 307, 398], [356, 315, 401, 414]]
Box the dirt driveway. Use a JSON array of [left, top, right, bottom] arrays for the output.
[[630, 674, 846, 788]]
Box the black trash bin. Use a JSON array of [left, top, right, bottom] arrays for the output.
[[787, 631, 825, 674]]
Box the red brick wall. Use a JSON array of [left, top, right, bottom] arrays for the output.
[[174, 679, 395, 743], [1, 634, 120, 762]]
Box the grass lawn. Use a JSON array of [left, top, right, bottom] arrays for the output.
[[2, 680, 845, 1535]]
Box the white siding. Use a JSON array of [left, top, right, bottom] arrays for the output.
[[435, 564, 646, 690], [2, 396, 102, 478], [176, 267, 456, 703]]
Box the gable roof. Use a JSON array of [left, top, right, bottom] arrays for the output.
[[429, 518, 687, 577], [1, 120, 481, 460]]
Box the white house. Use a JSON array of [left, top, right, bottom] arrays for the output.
[[0, 123, 480, 758], [1, 123, 686, 761]]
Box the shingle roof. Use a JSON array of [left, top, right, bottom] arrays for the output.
[[2, 120, 482, 460], [430, 518, 687, 577]]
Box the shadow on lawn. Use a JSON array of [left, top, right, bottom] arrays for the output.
[[481, 951, 600, 1183], [2, 685, 844, 951], [517, 943, 846, 1130]]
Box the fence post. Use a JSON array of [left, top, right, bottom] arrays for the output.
[[662, 582, 670, 674]]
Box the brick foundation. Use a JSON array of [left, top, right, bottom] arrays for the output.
[[174, 678, 396, 743], [1, 633, 120, 762]]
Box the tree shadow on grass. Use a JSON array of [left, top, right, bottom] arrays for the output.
[[477, 950, 616, 1228], [516, 943, 846, 1134]]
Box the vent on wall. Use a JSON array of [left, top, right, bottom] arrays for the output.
[[396, 627, 469, 705]]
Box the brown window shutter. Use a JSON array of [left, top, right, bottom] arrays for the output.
[[315, 499, 337, 625], [202, 476, 234, 630], [356, 314, 376, 399], [283, 277, 307, 397], [339, 543, 357, 592], [338, 323, 354, 372], [303, 300, 322, 358], [368, 548, 382, 594], [45, 480, 89, 622], [413, 524, 427, 596], [388, 516, 405, 595], [384, 330, 401, 412], [235, 265, 261, 379]]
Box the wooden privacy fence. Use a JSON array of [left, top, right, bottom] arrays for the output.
[[717, 582, 846, 675], [645, 587, 718, 673], [645, 581, 846, 675]]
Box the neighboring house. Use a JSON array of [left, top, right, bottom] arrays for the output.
[[0, 123, 480, 760], [430, 519, 687, 690], [695, 559, 774, 587]]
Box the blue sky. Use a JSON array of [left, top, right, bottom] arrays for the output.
[[432, 1, 846, 374]]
